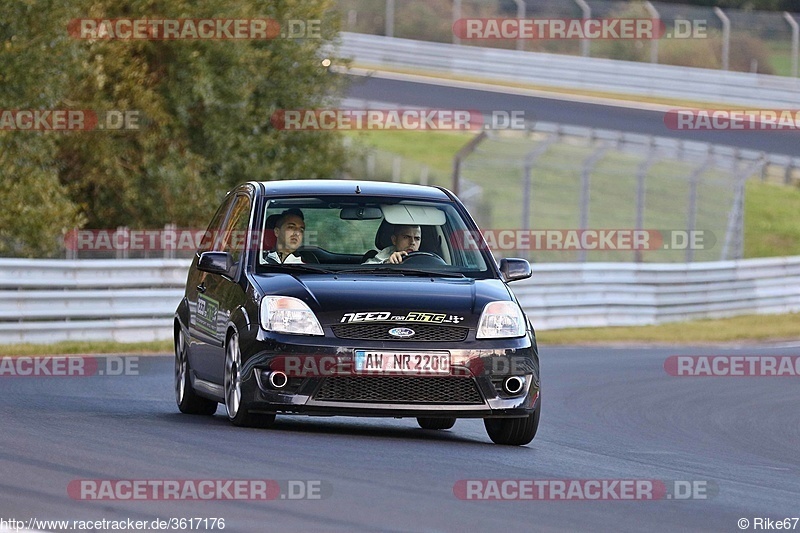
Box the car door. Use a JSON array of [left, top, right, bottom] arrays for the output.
[[196, 192, 253, 384], [187, 193, 235, 382]]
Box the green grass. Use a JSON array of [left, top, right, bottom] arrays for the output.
[[0, 340, 172, 356], [345, 130, 466, 176], [766, 40, 794, 77], [744, 180, 800, 258], [538, 313, 800, 345]]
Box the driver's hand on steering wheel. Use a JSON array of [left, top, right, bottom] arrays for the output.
[[385, 251, 409, 264]]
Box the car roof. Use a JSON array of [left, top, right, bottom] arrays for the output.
[[251, 180, 454, 201]]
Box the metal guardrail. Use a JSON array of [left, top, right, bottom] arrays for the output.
[[1, 258, 799, 344], [516, 256, 800, 329], [0, 259, 189, 344], [338, 32, 800, 107], [337, 0, 800, 77]]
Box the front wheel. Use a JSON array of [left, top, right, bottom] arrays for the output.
[[417, 417, 456, 430], [484, 407, 540, 446], [224, 332, 275, 428]]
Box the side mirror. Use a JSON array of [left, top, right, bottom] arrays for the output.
[[198, 251, 233, 276], [499, 258, 532, 282]]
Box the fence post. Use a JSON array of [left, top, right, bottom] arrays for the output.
[[452, 131, 487, 196], [347, 10, 357, 32], [115, 226, 129, 260], [65, 229, 77, 260], [644, 1, 660, 64], [367, 152, 376, 179], [513, 0, 526, 51], [521, 135, 559, 253], [453, 0, 462, 45], [685, 155, 712, 262], [164, 223, 177, 259], [392, 156, 402, 182], [722, 158, 760, 260], [714, 7, 730, 71], [784, 12, 799, 78], [635, 142, 658, 263], [574, 0, 591, 57], [578, 144, 610, 262], [385, 0, 394, 38]]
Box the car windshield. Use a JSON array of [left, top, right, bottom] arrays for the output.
[[254, 196, 491, 277]]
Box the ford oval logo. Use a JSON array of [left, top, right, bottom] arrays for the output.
[[388, 327, 415, 338]]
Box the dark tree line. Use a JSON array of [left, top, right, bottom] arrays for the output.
[[0, 0, 349, 257]]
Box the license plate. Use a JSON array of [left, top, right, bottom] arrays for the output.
[[354, 351, 450, 375]]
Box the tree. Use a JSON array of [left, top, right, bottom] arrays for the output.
[[0, 1, 85, 257], [0, 0, 349, 255]]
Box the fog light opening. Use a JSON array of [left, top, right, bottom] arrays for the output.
[[503, 376, 525, 395], [268, 371, 288, 389]]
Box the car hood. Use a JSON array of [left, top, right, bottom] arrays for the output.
[[251, 273, 514, 327]]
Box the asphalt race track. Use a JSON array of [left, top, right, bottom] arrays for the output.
[[345, 75, 800, 158], [2, 345, 798, 532]]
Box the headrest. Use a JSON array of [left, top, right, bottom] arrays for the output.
[[374, 220, 439, 254], [262, 214, 281, 250], [374, 219, 396, 249]]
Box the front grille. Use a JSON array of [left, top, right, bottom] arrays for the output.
[[313, 376, 484, 404], [330, 323, 468, 342]]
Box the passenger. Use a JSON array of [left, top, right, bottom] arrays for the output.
[[364, 224, 421, 264], [264, 208, 305, 264]]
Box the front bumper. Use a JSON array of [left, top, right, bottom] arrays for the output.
[[239, 335, 540, 419]]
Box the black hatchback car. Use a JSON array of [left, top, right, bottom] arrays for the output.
[[174, 180, 540, 445]]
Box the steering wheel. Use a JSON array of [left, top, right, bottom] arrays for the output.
[[401, 251, 447, 266]]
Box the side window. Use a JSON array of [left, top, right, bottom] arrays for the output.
[[220, 194, 252, 267], [198, 194, 235, 252]]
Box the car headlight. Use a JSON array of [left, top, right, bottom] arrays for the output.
[[476, 301, 526, 339], [260, 296, 324, 336]]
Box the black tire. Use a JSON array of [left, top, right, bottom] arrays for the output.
[[484, 407, 540, 446], [417, 417, 457, 430], [175, 326, 218, 415], [224, 332, 276, 428]]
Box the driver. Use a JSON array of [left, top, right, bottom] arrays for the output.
[[364, 224, 421, 264], [264, 208, 306, 264]]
